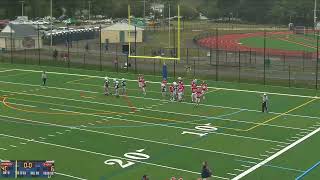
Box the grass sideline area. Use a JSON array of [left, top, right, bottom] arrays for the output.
[[0, 63, 319, 180], [239, 33, 318, 52]]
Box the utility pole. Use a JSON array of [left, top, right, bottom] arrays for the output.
[[316, 31, 319, 89], [19, 1, 25, 16], [50, 0, 53, 48], [168, 2, 171, 48], [315, 0, 318, 30], [144, 0, 146, 19], [88, 1, 92, 21]]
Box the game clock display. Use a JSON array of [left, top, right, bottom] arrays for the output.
[[0, 160, 54, 178]]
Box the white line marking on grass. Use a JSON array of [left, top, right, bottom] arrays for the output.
[[1, 80, 320, 121], [234, 169, 243, 172], [95, 121, 103, 123], [10, 68, 319, 100], [39, 137, 46, 140], [232, 127, 320, 180], [276, 144, 286, 148], [65, 129, 71, 132], [42, 107, 288, 145], [0, 69, 15, 73], [19, 142, 27, 145], [54, 172, 88, 180], [0, 148, 7, 151], [6, 102, 36, 108], [48, 134, 55, 137], [265, 151, 274, 154], [0, 114, 263, 161], [0, 133, 229, 180], [9, 145, 17, 148], [88, 123, 95, 126], [56, 132, 63, 135], [271, 148, 280, 151], [4, 89, 310, 132]]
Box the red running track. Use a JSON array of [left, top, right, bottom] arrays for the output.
[[197, 31, 316, 57]]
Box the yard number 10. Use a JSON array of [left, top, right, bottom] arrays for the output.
[[182, 123, 218, 137]]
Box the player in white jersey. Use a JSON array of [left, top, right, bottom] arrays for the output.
[[121, 78, 127, 95], [104, 77, 110, 96], [114, 80, 120, 97]]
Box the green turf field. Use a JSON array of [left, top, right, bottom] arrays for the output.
[[0, 63, 319, 180], [239, 33, 318, 52]]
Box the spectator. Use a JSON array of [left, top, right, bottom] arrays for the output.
[[201, 161, 212, 180], [53, 49, 58, 60]]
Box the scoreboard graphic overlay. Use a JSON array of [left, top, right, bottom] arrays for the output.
[[0, 160, 54, 178]]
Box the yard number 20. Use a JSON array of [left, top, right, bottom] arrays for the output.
[[104, 149, 150, 169]]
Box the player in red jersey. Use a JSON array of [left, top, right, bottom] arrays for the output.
[[195, 87, 203, 106], [169, 83, 174, 101], [201, 81, 208, 100], [161, 79, 168, 97], [191, 79, 198, 103], [178, 82, 185, 102], [138, 74, 146, 96]]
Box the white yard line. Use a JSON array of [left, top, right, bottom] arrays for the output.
[[0, 147, 7, 151], [9, 145, 17, 148], [1, 80, 320, 121], [3, 90, 311, 132], [232, 127, 320, 180], [55, 172, 88, 180], [0, 114, 262, 161], [9, 68, 320, 99], [0, 133, 228, 180], [48, 107, 288, 145], [0, 69, 15, 73], [7, 102, 37, 108]]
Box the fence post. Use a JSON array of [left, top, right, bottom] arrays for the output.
[[238, 50, 241, 82], [216, 50, 219, 81], [24, 49, 26, 64], [38, 24, 40, 66], [174, 60, 176, 79], [283, 54, 286, 71], [263, 30, 266, 85], [210, 48, 212, 65], [302, 52, 305, 72], [288, 65, 291, 87], [153, 59, 156, 75], [99, 25, 102, 71], [225, 50, 227, 63], [249, 48, 252, 64], [186, 48, 189, 64], [83, 53, 86, 68], [316, 31, 319, 90], [193, 59, 196, 77]]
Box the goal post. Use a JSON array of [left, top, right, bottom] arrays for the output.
[[128, 5, 181, 61]]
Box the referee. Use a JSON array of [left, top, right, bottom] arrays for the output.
[[41, 71, 47, 86], [262, 93, 269, 113]]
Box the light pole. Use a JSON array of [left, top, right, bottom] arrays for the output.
[[50, 0, 53, 48], [315, 0, 318, 30], [88, 1, 92, 21], [19, 1, 25, 16]]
